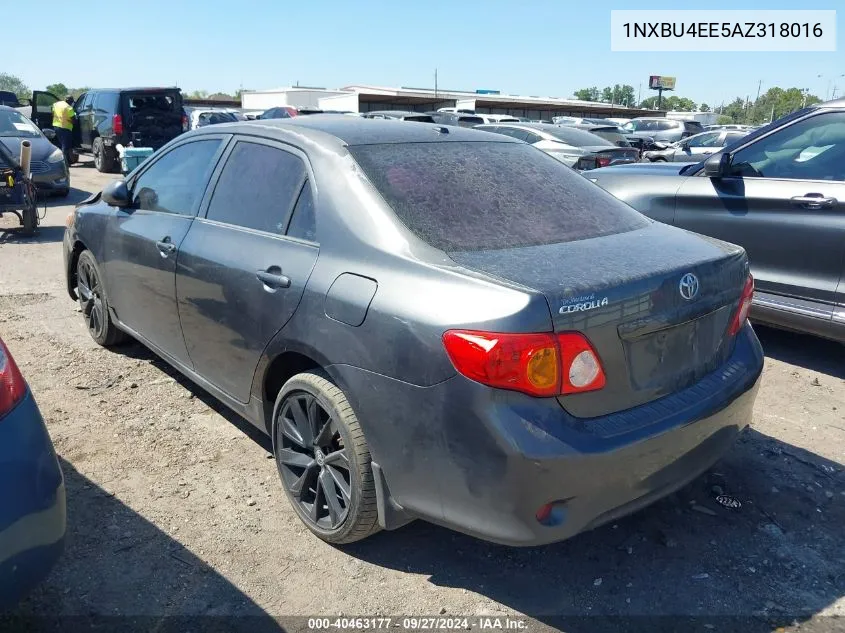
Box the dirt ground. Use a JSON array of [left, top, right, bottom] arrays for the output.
[[1, 160, 845, 632]]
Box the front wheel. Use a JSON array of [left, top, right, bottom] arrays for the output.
[[273, 371, 380, 544], [76, 250, 128, 346]]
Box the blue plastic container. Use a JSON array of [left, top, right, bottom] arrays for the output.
[[121, 147, 154, 175]]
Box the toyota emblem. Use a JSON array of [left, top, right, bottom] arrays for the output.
[[679, 273, 700, 301]]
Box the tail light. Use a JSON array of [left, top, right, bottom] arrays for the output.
[[113, 114, 124, 135], [596, 156, 611, 168], [0, 338, 27, 417], [181, 114, 189, 132], [442, 330, 605, 397], [728, 275, 754, 335]]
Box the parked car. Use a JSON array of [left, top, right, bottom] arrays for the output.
[[589, 99, 845, 342], [553, 116, 617, 126], [566, 124, 635, 148], [0, 106, 69, 197], [184, 107, 240, 131], [427, 112, 485, 127], [622, 118, 704, 147], [436, 107, 476, 114], [0, 91, 23, 108], [643, 130, 748, 162], [29, 88, 186, 173], [257, 106, 298, 120], [704, 124, 756, 132], [362, 111, 435, 123], [63, 118, 762, 546], [476, 123, 639, 169], [476, 114, 520, 124], [0, 335, 66, 608]]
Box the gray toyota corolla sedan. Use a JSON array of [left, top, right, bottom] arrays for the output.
[[63, 117, 763, 546]]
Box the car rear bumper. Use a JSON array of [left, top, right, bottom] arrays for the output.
[[332, 323, 763, 546], [0, 390, 66, 607]]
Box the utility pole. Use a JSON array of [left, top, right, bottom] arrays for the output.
[[434, 68, 438, 99], [637, 82, 641, 106], [755, 79, 762, 103]]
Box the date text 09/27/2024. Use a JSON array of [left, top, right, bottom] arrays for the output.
[[307, 617, 528, 630]]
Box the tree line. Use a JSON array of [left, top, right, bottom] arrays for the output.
[[572, 83, 822, 124], [0, 73, 238, 103]]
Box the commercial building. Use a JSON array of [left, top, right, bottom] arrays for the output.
[[241, 84, 664, 119]]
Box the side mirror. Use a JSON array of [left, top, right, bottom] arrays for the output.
[[41, 128, 56, 141], [102, 180, 131, 208], [703, 153, 731, 178]]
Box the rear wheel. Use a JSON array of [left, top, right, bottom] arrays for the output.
[[76, 250, 127, 346], [92, 138, 116, 173], [273, 371, 380, 544]]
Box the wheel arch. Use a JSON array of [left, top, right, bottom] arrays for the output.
[[66, 239, 89, 300]]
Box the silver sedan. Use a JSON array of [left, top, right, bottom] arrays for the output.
[[643, 129, 748, 163]]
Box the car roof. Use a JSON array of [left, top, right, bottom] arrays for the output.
[[366, 110, 430, 117], [194, 115, 520, 147], [84, 87, 180, 93]]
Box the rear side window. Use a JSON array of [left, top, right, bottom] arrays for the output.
[[286, 183, 317, 242], [94, 92, 119, 113], [350, 142, 649, 252], [207, 141, 306, 234]]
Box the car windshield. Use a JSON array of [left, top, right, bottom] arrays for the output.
[[544, 126, 614, 147], [0, 110, 41, 138], [349, 141, 649, 252]]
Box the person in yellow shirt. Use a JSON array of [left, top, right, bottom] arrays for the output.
[[51, 96, 76, 165]]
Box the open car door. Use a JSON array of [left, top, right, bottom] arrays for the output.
[[30, 91, 60, 130]]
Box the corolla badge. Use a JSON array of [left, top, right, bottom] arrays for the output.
[[559, 293, 609, 315], [679, 273, 700, 301]]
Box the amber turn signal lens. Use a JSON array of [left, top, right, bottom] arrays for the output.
[[65, 210, 75, 227], [526, 346, 559, 390]]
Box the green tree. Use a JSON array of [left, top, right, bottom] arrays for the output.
[[0, 73, 29, 100], [45, 82, 69, 97], [699, 103, 711, 112], [600, 84, 636, 106], [573, 87, 600, 101], [717, 115, 733, 125], [70, 86, 91, 99], [187, 89, 209, 99], [208, 92, 234, 101]]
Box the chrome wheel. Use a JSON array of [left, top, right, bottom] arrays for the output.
[[277, 392, 351, 530]]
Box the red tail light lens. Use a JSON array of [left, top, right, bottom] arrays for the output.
[[442, 330, 605, 397], [0, 338, 27, 417], [113, 114, 124, 135], [728, 274, 754, 335], [181, 114, 189, 132], [596, 156, 611, 168]]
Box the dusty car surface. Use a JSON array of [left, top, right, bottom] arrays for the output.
[[63, 117, 763, 546]]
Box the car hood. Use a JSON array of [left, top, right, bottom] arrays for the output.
[[590, 161, 696, 177], [0, 135, 56, 164]]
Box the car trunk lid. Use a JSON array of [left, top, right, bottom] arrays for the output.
[[122, 90, 184, 150], [588, 145, 641, 167], [449, 222, 748, 418]]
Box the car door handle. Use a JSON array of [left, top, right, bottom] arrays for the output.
[[256, 267, 291, 290], [156, 238, 176, 257], [790, 195, 838, 209]]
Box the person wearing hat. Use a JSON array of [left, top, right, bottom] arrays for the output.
[[51, 95, 76, 165]]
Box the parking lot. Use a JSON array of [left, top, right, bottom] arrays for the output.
[[1, 160, 845, 631]]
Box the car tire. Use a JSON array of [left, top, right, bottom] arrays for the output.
[[55, 188, 70, 199], [75, 250, 128, 346], [653, 157, 668, 162], [92, 138, 116, 173], [273, 370, 380, 544]]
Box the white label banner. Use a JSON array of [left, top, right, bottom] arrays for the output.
[[610, 10, 836, 52]]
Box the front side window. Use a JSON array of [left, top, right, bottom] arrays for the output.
[[206, 141, 307, 234], [728, 112, 845, 182], [350, 141, 649, 252], [132, 140, 222, 214]]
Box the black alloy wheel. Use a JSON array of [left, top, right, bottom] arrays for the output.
[[277, 391, 352, 530], [77, 256, 106, 341]]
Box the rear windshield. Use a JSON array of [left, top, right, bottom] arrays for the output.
[[405, 115, 435, 123], [350, 142, 649, 252], [544, 126, 614, 147], [126, 92, 181, 113], [457, 116, 484, 127]]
